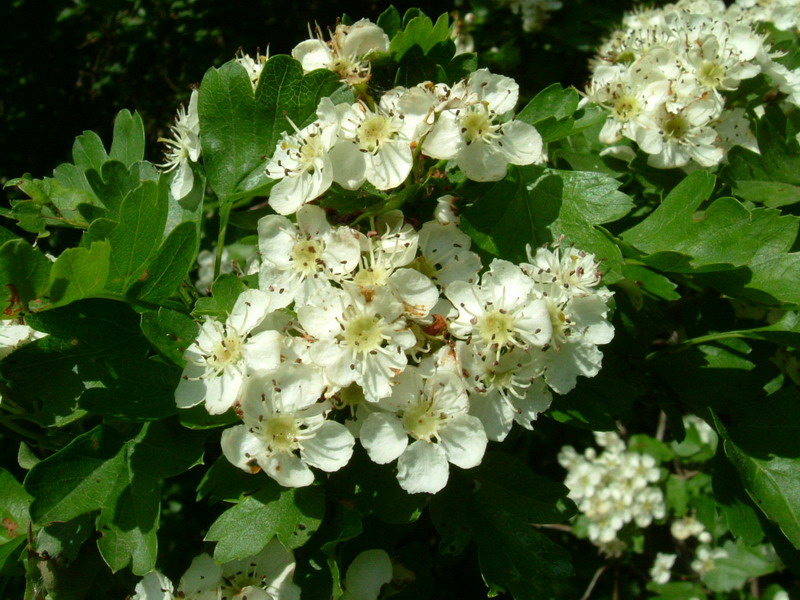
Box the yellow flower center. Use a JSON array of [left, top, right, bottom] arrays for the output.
[[342, 315, 385, 353], [460, 107, 495, 144], [357, 115, 395, 153], [478, 309, 516, 347], [291, 238, 324, 275], [263, 414, 300, 453], [208, 334, 244, 370], [403, 403, 442, 441]]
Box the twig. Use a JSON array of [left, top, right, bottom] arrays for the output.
[[579, 564, 607, 600]]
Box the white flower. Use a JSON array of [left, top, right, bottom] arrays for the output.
[[222, 365, 354, 487], [293, 19, 389, 85], [175, 289, 282, 414], [159, 90, 201, 200], [414, 220, 482, 289], [258, 205, 361, 308], [445, 258, 552, 360], [650, 552, 676, 584], [341, 549, 393, 600], [330, 92, 424, 191], [236, 49, 269, 89], [671, 514, 708, 541], [265, 98, 341, 215], [0, 318, 46, 360], [298, 287, 415, 402], [424, 69, 544, 181], [360, 368, 488, 493], [458, 343, 552, 441]]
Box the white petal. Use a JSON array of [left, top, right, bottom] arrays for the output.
[[439, 414, 487, 469], [251, 538, 298, 594], [389, 269, 439, 319], [544, 340, 604, 395], [344, 549, 393, 600], [366, 141, 413, 190], [204, 368, 244, 415], [244, 330, 283, 372], [296, 204, 331, 238], [469, 69, 519, 113], [457, 140, 508, 182], [170, 161, 194, 200], [397, 440, 450, 494], [292, 39, 333, 71], [497, 120, 543, 165], [178, 553, 221, 595], [360, 412, 408, 464], [469, 392, 515, 442], [423, 112, 461, 159], [258, 215, 296, 269], [330, 142, 367, 190], [229, 288, 272, 334], [324, 227, 362, 275], [263, 453, 315, 487], [175, 356, 207, 408], [221, 425, 264, 474], [512, 378, 552, 429], [134, 572, 174, 600], [301, 421, 355, 472], [343, 21, 390, 57]]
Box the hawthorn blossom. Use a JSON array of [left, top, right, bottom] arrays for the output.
[[0, 318, 46, 360], [293, 19, 389, 86], [265, 98, 340, 215], [258, 205, 361, 308], [341, 550, 394, 600], [222, 364, 354, 487], [650, 553, 677, 585], [445, 258, 552, 360], [297, 287, 415, 402], [424, 69, 544, 181], [159, 90, 200, 200], [330, 92, 425, 191], [359, 368, 488, 493], [236, 49, 270, 89], [414, 219, 482, 289], [175, 289, 282, 414]]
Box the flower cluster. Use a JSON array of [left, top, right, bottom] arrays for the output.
[[558, 431, 665, 552], [263, 65, 545, 215], [177, 197, 614, 493], [132, 538, 299, 600], [587, 0, 800, 169]]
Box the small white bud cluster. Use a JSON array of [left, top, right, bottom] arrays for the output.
[[587, 0, 800, 169], [559, 432, 665, 551]]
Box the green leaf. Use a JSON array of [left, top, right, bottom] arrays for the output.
[[390, 14, 452, 61], [517, 84, 581, 142], [193, 273, 249, 319], [24, 426, 128, 524], [461, 166, 632, 282], [1, 300, 155, 426], [206, 482, 325, 562], [0, 239, 52, 314], [130, 222, 198, 303], [376, 5, 402, 38], [713, 450, 765, 545], [715, 392, 800, 549], [472, 453, 576, 524], [47, 241, 111, 308], [199, 56, 344, 200], [724, 107, 800, 207], [623, 172, 800, 304], [140, 308, 198, 367], [72, 130, 108, 173], [100, 181, 168, 294], [702, 540, 779, 592], [95, 422, 205, 574], [0, 469, 32, 545], [473, 510, 574, 599], [109, 110, 145, 167], [196, 457, 262, 505], [328, 449, 428, 524]]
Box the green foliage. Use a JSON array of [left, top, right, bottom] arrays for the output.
[[206, 482, 325, 562]]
